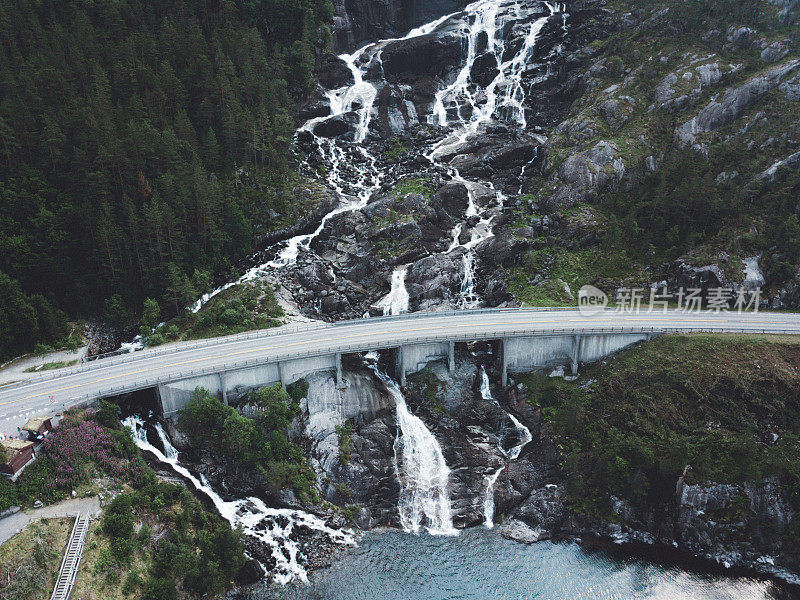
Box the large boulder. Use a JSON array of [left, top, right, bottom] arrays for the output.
[[406, 251, 464, 311], [317, 53, 355, 89], [380, 31, 463, 80]]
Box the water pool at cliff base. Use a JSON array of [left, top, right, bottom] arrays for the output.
[[266, 528, 792, 600]]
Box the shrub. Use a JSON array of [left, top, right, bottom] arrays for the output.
[[179, 387, 314, 497], [287, 378, 309, 402], [32, 342, 54, 356], [95, 399, 121, 429], [148, 332, 166, 346], [336, 422, 352, 463], [143, 577, 177, 600], [122, 569, 142, 595]]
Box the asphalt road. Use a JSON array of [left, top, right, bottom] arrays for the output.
[[2, 307, 800, 434]]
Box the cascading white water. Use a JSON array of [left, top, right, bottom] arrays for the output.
[[424, 0, 565, 308], [429, 0, 560, 133], [459, 253, 480, 309], [123, 416, 354, 584], [483, 468, 504, 528], [186, 0, 568, 314], [367, 362, 457, 536], [479, 367, 532, 528], [374, 265, 410, 315], [265, 13, 464, 272]]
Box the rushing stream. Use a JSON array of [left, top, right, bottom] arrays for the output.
[[480, 366, 532, 527], [368, 360, 457, 536], [123, 416, 355, 584], [187, 0, 569, 314]]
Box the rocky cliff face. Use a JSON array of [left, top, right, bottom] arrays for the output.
[[162, 0, 800, 588], [330, 0, 468, 51]]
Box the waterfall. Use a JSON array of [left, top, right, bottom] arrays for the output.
[[374, 265, 410, 316], [264, 12, 464, 271], [428, 0, 560, 132], [479, 367, 533, 527], [123, 416, 354, 584], [459, 253, 480, 309], [184, 0, 570, 315], [367, 363, 457, 536], [423, 1, 565, 308], [483, 468, 504, 528]]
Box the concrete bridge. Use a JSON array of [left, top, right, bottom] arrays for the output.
[[3, 308, 800, 418]]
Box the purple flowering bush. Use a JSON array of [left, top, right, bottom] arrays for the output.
[[42, 416, 126, 487], [5, 410, 152, 508]]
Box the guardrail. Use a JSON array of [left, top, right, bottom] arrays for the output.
[[3, 320, 330, 389], [38, 323, 800, 406], [0, 307, 585, 390]]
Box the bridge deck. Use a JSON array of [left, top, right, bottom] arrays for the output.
[[2, 308, 800, 420]]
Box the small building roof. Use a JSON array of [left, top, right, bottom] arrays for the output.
[[2, 439, 34, 451], [23, 416, 50, 432]]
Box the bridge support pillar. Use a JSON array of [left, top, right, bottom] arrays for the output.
[[218, 372, 228, 405], [395, 346, 406, 387], [448, 341, 455, 372], [335, 353, 343, 387], [500, 339, 508, 387], [571, 335, 581, 376], [278, 362, 287, 387]]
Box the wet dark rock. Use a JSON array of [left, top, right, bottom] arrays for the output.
[[236, 558, 266, 585], [475, 231, 531, 268], [298, 93, 332, 121], [381, 31, 463, 80], [505, 485, 568, 542], [317, 53, 355, 89], [313, 115, 353, 138], [483, 269, 513, 306], [470, 52, 500, 87], [430, 181, 470, 220], [330, 0, 468, 52], [406, 251, 464, 311]]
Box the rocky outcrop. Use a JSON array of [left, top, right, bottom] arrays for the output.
[[675, 59, 800, 152], [653, 59, 739, 113], [549, 140, 626, 205], [330, 0, 467, 52], [742, 151, 800, 199]]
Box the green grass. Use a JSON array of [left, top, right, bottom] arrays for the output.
[[510, 246, 633, 306], [0, 517, 71, 600], [384, 137, 411, 162], [522, 334, 800, 533], [155, 280, 284, 344], [393, 177, 435, 199], [336, 421, 352, 464], [24, 360, 78, 373]]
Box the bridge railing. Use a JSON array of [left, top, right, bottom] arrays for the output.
[[2, 306, 586, 390], [40, 324, 800, 406], [3, 320, 329, 389]]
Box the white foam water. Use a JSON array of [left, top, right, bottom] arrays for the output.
[[188, 1, 568, 314], [479, 367, 532, 527], [374, 265, 410, 316], [123, 416, 355, 584], [367, 363, 457, 536], [424, 0, 565, 308]]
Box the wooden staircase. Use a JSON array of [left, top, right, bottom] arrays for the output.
[[50, 514, 90, 600]]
